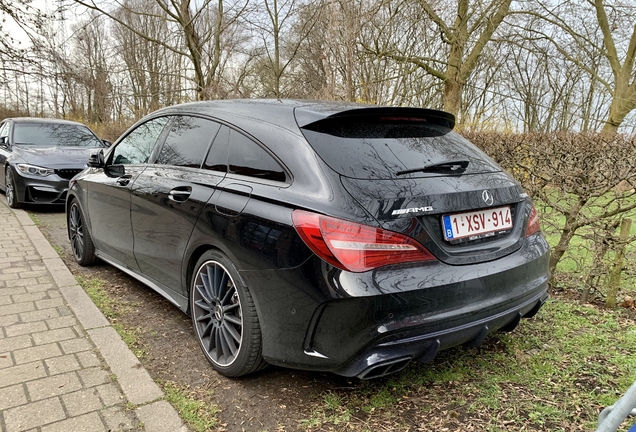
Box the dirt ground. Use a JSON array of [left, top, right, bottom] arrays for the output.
[[26, 205, 359, 432]]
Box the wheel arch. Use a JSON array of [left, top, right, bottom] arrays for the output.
[[184, 244, 246, 315]]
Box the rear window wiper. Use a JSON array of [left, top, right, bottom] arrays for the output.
[[396, 160, 469, 176]]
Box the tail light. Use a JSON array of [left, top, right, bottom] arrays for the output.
[[292, 210, 436, 272], [525, 205, 541, 237]]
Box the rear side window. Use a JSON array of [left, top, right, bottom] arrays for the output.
[[228, 129, 286, 182], [112, 117, 170, 165], [156, 116, 221, 168], [300, 117, 500, 179], [204, 126, 286, 182]]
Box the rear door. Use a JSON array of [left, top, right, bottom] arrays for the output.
[[298, 112, 528, 265], [130, 115, 224, 293]]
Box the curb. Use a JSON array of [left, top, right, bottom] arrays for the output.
[[1, 196, 188, 432]]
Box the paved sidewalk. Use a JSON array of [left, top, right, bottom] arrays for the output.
[[0, 198, 188, 432]]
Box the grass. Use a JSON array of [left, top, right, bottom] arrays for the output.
[[75, 274, 145, 358], [52, 245, 66, 259], [162, 381, 220, 432], [301, 299, 636, 431], [28, 213, 43, 227]]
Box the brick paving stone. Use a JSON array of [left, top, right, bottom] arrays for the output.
[[1, 334, 33, 352], [3, 397, 66, 432], [45, 354, 81, 375], [0, 351, 13, 368], [0, 361, 47, 388], [77, 367, 110, 388], [95, 383, 124, 407], [18, 271, 50, 279], [101, 406, 138, 432], [34, 298, 65, 310], [0, 302, 35, 316], [5, 321, 47, 338], [32, 328, 77, 345], [0, 294, 12, 305], [76, 351, 101, 368], [12, 292, 48, 304], [26, 371, 82, 401], [13, 344, 64, 366], [62, 388, 104, 416], [59, 337, 92, 354], [45, 316, 77, 330], [40, 412, 107, 432], [5, 278, 39, 288], [56, 305, 73, 316], [0, 314, 19, 327], [0, 383, 27, 410], [19, 308, 59, 322], [25, 283, 56, 293], [0, 288, 27, 296]]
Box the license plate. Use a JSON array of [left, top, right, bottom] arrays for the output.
[[442, 206, 512, 240]]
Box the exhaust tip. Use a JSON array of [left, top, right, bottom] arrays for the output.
[[357, 357, 411, 380]]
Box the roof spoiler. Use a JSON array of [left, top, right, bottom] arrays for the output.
[[295, 106, 455, 130]]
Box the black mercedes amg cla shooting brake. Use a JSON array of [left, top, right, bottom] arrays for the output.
[[67, 99, 549, 379]]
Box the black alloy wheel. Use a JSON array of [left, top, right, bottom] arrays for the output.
[[190, 251, 266, 377], [68, 199, 97, 266], [5, 167, 22, 209]]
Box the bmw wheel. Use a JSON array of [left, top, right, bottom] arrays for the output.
[[190, 250, 266, 377], [5, 167, 22, 209], [68, 199, 97, 266]]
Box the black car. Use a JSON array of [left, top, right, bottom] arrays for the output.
[[66, 100, 550, 379], [0, 117, 109, 208]]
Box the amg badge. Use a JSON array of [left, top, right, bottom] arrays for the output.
[[392, 206, 434, 216]]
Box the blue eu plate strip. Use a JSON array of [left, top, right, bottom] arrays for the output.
[[442, 215, 454, 239]]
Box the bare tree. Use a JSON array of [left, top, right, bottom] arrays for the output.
[[527, 0, 636, 133], [366, 0, 514, 118]]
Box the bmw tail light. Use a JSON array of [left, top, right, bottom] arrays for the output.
[[292, 210, 436, 272], [525, 205, 541, 237]]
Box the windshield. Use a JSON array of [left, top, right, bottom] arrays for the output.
[[300, 117, 501, 179], [13, 123, 102, 147]]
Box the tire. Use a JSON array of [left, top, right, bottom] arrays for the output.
[[68, 199, 97, 266], [5, 167, 22, 209], [190, 250, 267, 377]]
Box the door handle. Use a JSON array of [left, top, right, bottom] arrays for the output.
[[116, 175, 132, 186], [168, 188, 191, 202]]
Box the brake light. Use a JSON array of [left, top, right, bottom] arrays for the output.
[[292, 210, 436, 272], [525, 205, 541, 237]]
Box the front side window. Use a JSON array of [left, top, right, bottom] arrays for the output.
[[156, 116, 221, 168], [0, 122, 10, 141], [112, 117, 170, 165], [12, 123, 102, 147]]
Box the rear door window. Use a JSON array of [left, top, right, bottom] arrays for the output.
[[300, 117, 500, 179], [155, 116, 221, 168]]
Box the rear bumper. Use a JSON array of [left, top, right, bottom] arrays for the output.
[[335, 288, 547, 378], [244, 233, 550, 377]]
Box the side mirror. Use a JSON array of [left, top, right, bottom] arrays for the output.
[[0, 136, 7, 147], [101, 139, 111, 148], [88, 149, 105, 168]]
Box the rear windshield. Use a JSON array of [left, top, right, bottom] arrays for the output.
[[300, 117, 500, 179], [13, 123, 102, 147]]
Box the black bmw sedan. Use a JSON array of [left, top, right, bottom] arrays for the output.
[[0, 117, 108, 208], [66, 100, 550, 379]]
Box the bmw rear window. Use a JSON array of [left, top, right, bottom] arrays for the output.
[[300, 116, 500, 180]]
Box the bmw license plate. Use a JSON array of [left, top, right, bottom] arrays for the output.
[[442, 206, 512, 240]]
